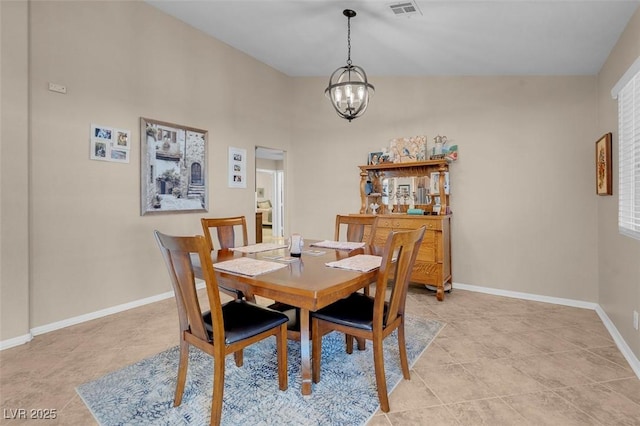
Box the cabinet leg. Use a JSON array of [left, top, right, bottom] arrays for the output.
[[436, 286, 445, 301]]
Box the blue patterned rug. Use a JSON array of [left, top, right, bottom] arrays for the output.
[[77, 315, 442, 425]]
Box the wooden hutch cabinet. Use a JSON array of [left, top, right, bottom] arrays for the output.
[[357, 160, 452, 301]]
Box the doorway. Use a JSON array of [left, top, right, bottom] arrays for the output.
[[255, 147, 285, 243]]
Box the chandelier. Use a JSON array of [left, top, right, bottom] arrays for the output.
[[325, 9, 374, 122]]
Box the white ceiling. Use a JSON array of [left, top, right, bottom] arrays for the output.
[[146, 0, 639, 77]]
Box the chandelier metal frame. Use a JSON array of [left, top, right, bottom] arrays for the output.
[[325, 9, 374, 122]]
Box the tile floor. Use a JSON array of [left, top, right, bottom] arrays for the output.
[[1, 287, 639, 425], [261, 225, 274, 243]]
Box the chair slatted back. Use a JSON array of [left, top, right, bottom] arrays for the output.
[[334, 214, 377, 243], [154, 230, 224, 344], [201, 216, 248, 251], [374, 226, 426, 329]]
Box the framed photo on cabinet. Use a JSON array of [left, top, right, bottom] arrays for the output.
[[368, 151, 383, 165], [429, 172, 450, 195], [595, 132, 612, 196]]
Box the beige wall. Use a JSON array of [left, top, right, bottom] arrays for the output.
[[597, 7, 640, 358], [1, 0, 638, 363], [1, 0, 31, 341], [0, 0, 291, 336], [290, 75, 599, 301]]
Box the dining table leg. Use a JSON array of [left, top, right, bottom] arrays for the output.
[[299, 307, 312, 395]]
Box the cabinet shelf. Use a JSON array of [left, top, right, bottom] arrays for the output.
[[360, 159, 448, 172]]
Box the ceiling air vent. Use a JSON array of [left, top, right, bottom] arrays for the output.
[[388, 1, 422, 17]]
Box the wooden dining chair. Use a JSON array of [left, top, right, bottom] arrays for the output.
[[334, 214, 377, 244], [200, 216, 252, 301], [336, 214, 378, 297], [154, 230, 288, 426], [201, 216, 248, 251], [311, 226, 426, 413]]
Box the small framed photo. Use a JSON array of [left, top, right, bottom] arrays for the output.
[[596, 132, 612, 195], [92, 125, 113, 141], [368, 151, 383, 165], [114, 129, 131, 149], [109, 148, 130, 163], [90, 139, 108, 161], [429, 172, 450, 195], [398, 184, 410, 195]]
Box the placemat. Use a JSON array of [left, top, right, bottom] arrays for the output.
[[213, 257, 287, 276], [311, 240, 366, 251], [325, 254, 382, 272], [229, 243, 287, 254]]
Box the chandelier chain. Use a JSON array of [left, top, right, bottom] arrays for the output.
[[347, 15, 352, 66]]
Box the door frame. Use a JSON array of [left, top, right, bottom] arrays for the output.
[[255, 147, 286, 239]]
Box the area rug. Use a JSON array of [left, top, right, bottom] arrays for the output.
[[77, 315, 443, 426]]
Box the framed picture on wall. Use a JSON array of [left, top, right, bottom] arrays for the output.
[[109, 148, 130, 163], [114, 129, 131, 149], [140, 117, 208, 215], [92, 125, 112, 141], [228, 147, 247, 188], [90, 123, 130, 163], [90, 139, 108, 161], [596, 132, 612, 195]]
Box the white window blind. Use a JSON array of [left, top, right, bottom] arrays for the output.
[[615, 64, 640, 240]]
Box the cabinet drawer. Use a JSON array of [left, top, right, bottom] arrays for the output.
[[375, 216, 443, 231], [420, 220, 442, 231], [375, 218, 398, 229]]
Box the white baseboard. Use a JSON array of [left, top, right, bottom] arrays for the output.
[[453, 282, 599, 309], [0, 333, 33, 351], [0, 281, 206, 351], [595, 305, 640, 379], [29, 289, 176, 337], [453, 281, 640, 379]]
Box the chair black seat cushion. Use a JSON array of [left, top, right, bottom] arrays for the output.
[[203, 300, 288, 345], [267, 302, 299, 331], [312, 293, 388, 331]]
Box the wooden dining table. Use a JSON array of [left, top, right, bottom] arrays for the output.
[[192, 241, 377, 395]]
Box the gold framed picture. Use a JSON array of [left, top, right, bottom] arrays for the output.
[[596, 132, 612, 196]]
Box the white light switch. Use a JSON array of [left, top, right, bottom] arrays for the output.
[[48, 82, 67, 94]]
